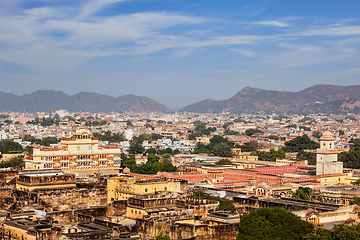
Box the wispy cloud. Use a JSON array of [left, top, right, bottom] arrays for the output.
[[298, 26, 360, 36], [265, 43, 356, 68], [248, 20, 289, 27], [229, 49, 256, 57]]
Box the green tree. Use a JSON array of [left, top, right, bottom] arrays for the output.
[[339, 139, 360, 169], [237, 208, 314, 240], [215, 159, 233, 165], [25, 146, 34, 156], [212, 143, 233, 158], [0, 155, 25, 169], [297, 150, 316, 165], [291, 187, 322, 201], [126, 120, 133, 126], [282, 135, 320, 152], [191, 191, 236, 211], [245, 128, 263, 136], [0, 140, 23, 153], [152, 233, 173, 240], [312, 131, 323, 139], [240, 140, 260, 152], [128, 139, 145, 155], [40, 137, 58, 146]]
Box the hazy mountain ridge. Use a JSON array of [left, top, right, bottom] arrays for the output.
[[0, 90, 169, 112], [181, 85, 360, 114]]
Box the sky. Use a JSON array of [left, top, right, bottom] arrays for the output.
[[1, 0, 360, 109]]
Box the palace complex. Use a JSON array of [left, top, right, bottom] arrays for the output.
[[24, 129, 121, 171]]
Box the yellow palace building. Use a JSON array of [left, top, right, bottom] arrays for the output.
[[25, 129, 121, 171]]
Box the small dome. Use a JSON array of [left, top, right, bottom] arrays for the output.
[[123, 167, 131, 174], [321, 131, 334, 140]]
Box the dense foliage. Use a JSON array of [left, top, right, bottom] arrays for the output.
[[339, 139, 360, 169], [237, 208, 314, 240], [245, 128, 264, 136], [92, 131, 123, 142], [23, 135, 58, 146], [191, 191, 236, 211], [121, 154, 177, 174], [0, 140, 23, 153], [282, 135, 320, 152], [253, 149, 286, 162], [291, 187, 323, 201], [27, 116, 60, 126], [0, 155, 25, 169], [128, 139, 145, 154], [303, 224, 360, 239], [240, 140, 260, 152], [215, 159, 233, 165], [152, 233, 173, 240], [193, 136, 235, 157], [297, 150, 316, 165], [133, 133, 163, 143]]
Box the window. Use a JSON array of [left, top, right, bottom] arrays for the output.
[[145, 188, 147, 192], [164, 187, 167, 191], [131, 210, 133, 213]]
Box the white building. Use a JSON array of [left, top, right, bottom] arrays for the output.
[[25, 129, 121, 171], [316, 130, 343, 175]]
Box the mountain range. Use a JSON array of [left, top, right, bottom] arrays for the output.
[[181, 85, 360, 114], [1, 85, 360, 113], [0, 91, 169, 112]]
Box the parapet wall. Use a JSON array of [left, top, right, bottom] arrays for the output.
[[135, 219, 239, 240]]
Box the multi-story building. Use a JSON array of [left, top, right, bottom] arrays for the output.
[[24, 129, 121, 171], [316, 130, 343, 175], [107, 172, 181, 203]]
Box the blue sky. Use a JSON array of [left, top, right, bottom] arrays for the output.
[[1, 0, 360, 109]]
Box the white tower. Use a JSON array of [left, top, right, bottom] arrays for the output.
[[316, 130, 343, 175]]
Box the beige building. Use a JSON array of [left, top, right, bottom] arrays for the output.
[[107, 174, 181, 203], [16, 170, 76, 191], [316, 131, 343, 175], [25, 129, 121, 171], [293, 205, 360, 225]]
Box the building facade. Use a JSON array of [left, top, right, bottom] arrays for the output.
[[25, 129, 121, 171], [316, 131, 343, 175]]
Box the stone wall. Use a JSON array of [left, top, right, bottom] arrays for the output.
[[107, 200, 127, 216], [39, 189, 107, 211], [135, 219, 239, 240]]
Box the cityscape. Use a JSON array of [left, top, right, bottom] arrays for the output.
[[1, 109, 360, 239], [1, 0, 360, 239]]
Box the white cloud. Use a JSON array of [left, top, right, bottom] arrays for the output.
[[249, 20, 289, 27], [229, 49, 256, 57], [298, 26, 360, 36], [265, 43, 356, 68]]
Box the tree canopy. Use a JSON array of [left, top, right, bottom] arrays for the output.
[[93, 131, 123, 142], [0, 140, 23, 153], [253, 149, 286, 162], [128, 139, 145, 155], [121, 154, 177, 174], [339, 139, 360, 169], [282, 135, 319, 152], [245, 128, 264, 136], [0, 155, 25, 169], [191, 191, 236, 211], [237, 207, 314, 240]]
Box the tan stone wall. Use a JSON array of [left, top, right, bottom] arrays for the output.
[[39, 189, 107, 211]]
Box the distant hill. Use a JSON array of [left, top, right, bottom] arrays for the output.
[[0, 90, 169, 112], [181, 85, 360, 114]]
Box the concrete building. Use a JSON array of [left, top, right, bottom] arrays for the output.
[[24, 129, 121, 171], [316, 130, 343, 175], [107, 172, 181, 203]]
